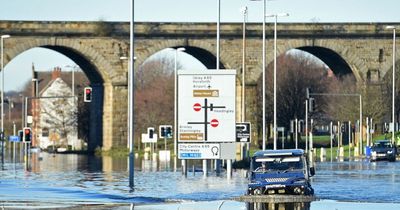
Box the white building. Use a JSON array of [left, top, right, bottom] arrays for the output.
[[36, 68, 82, 150]]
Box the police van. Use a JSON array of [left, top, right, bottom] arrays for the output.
[[247, 149, 315, 196]]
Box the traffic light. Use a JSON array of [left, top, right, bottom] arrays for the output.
[[166, 126, 172, 138], [23, 127, 32, 143], [309, 98, 315, 112], [84, 87, 92, 102], [159, 125, 173, 138], [160, 127, 166, 138], [148, 127, 155, 139], [18, 130, 23, 142]]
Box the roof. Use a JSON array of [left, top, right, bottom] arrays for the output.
[[40, 77, 71, 96], [252, 149, 305, 158]]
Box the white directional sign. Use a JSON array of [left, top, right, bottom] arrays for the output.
[[178, 70, 236, 142], [178, 143, 220, 159], [141, 133, 158, 143]]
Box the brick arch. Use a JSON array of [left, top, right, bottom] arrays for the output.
[[3, 38, 116, 152], [278, 40, 365, 83], [134, 40, 233, 70], [381, 56, 400, 80], [5, 38, 111, 84]]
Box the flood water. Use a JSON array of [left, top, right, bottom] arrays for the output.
[[1, 148, 400, 209]]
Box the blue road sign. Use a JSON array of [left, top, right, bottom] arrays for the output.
[[9, 135, 20, 142], [180, 153, 201, 158]]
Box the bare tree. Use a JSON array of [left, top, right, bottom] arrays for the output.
[[134, 55, 181, 141], [325, 74, 361, 122], [256, 52, 332, 146], [40, 95, 77, 147]]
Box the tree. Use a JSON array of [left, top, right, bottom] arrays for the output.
[[40, 79, 78, 148], [41, 97, 77, 146], [325, 74, 361, 122], [134, 55, 181, 142], [256, 51, 332, 146]]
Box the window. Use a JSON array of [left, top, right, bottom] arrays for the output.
[[42, 128, 49, 137]]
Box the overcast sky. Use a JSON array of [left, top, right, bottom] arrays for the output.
[[1, 0, 400, 91]]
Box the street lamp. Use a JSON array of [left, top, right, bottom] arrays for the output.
[[31, 78, 39, 147], [217, 0, 221, 70], [241, 6, 248, 122], [266, 13, 289, 150], [1, 34, 10, 150], [65, 65, 80, 98], [174, 47, 185, 171], [6, 97, 13, 122], [386, 25, 396, 144], [120, 56, 137, 151], [129, 0, 135, 189], [32, 78, 39, 97], [19, 94, 24, 129], [250, 0, 267, 150]]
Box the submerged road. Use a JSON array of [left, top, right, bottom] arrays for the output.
[[1, 152, 400, 209]]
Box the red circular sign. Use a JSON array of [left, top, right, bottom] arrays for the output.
[[193, 103, 202, 112], [210, 119, 219, 128]]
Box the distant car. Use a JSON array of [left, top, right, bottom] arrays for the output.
[[247, 149, 315, 196], [371, 140, 396, 162]]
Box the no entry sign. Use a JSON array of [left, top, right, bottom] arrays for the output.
[[210, 119, 219, 128], [193, 103, 202, 112]]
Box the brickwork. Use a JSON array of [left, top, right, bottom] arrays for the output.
[[1, 21, 399, 150]]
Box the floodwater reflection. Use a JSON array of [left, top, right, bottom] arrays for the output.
[[3, 149, 400, 206], [0, 151, 248, 204], [246, 202, 310, 210]]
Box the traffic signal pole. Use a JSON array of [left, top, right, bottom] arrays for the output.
[[164, 135, 167, 151]]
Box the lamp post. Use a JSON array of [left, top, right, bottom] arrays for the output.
[[65, 65, 78, 98], [120, 56, 137, 149], [386, 26, 396, 144], [217, 0, 221, 70], [129, 0, 135, 189], [32, 78, 39, 97], [6, 97, 12, 122], [1, 35, 10, 145], [241, 6, 248, 122], [31, 78, 39, 147], [241, 6, 248, 160], [174, 47, 185, 172], [19, 94, 24, 130], [250, 0, 267, 150], [120, 56, 129, 150], [266, 13, 289, 150]]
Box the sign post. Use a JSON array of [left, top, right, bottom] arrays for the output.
[[236, 122, 251, 159], [178, 70, 236, 178], [178, 70, 236, 144], [236, 122, 251, 143]]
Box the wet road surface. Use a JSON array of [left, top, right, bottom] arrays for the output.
[[1, 152, 400, 209]]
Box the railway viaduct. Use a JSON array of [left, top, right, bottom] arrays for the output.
[[0, 21, 398, 150]]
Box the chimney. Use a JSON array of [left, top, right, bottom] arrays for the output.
[[52, 67, 62, 80]]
